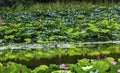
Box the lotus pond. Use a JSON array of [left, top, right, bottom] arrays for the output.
[[0, 4, 120, 43], [1, 57, 120, 73], [0, 43, 120, 73], [0, 2, 120, 73]]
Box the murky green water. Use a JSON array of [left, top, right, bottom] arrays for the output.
[[0, 42, 120, 69], [5, 53, 120, 69]]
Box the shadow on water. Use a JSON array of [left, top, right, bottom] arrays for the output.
[[7, 53, 120, 69]]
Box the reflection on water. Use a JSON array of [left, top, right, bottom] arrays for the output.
[[1, 43, 120, 69], [8, 53, 120, 69], [0, 41, 120, 49]]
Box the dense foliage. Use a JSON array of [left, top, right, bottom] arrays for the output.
[[0, 2, 120, 73], [0, 0, 120, 6], [0, 5, 120, 43], [0, 58, 120, 73]]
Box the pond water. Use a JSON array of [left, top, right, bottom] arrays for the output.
[[0, 41, 120, 50], [0, 42, 120, 69], [6, 53, 120, 69]]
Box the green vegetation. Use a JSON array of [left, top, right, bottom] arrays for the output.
[[0, 45, 119, 61], [0, 1, 120, 73], [0, 3, 120, 44], [0, 58, 120, 73], [0, 0, 120, 7]]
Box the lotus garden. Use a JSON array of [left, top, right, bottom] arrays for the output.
[[0, 0, 120, 73]]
